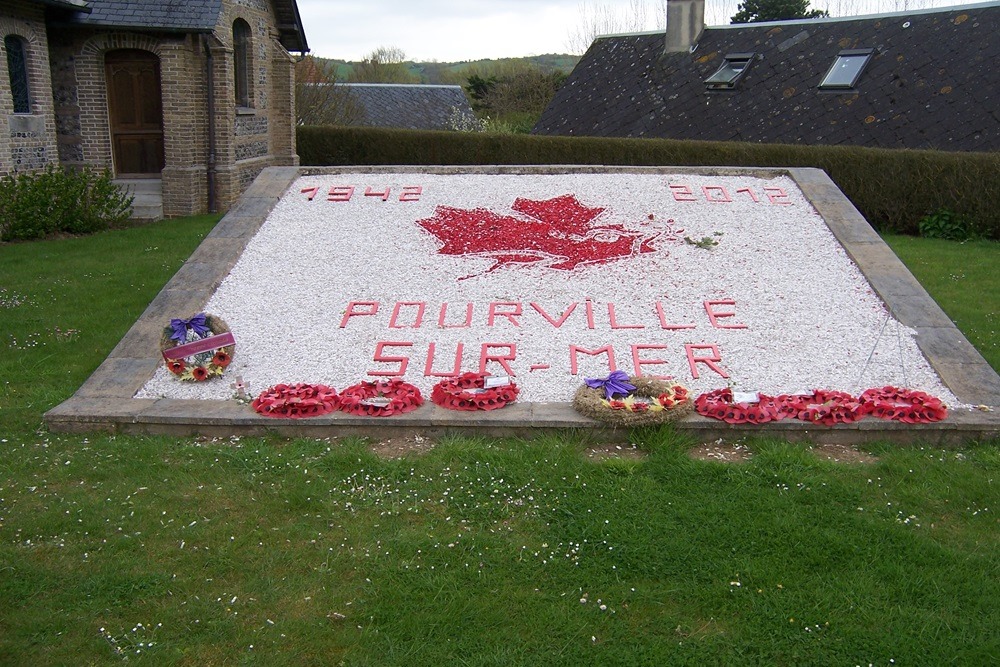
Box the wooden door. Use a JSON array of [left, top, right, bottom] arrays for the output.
[[105, 50, 165, 176]]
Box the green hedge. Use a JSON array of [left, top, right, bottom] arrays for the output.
[[297, 126, 1000, 239]]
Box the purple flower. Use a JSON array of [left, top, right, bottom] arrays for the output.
[[169, 313, 210, 342], [585, 370, 635, 400]]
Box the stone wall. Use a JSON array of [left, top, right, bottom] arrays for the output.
[[0, 0, 58, 175], [212, 0, 299, 214]]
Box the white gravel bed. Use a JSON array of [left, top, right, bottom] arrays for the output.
[[136, 172, 959, 406]]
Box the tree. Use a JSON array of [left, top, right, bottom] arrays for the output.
[[731, 0, 828, 23], [465, 74, 499, 113], [478, 68, 567, 119], [347, 46, 419, 84], [457, 60, 568, 133], [566, 1, 666, 55], [294, 56, 364, 126]]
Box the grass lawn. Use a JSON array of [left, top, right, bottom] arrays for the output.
[[0, 220, 997, 665], [883, 234, 999, 372]]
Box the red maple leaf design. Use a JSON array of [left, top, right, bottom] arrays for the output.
[[416, 195, 665, 274]]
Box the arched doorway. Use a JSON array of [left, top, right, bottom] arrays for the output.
[[105, 49, 164, 176]]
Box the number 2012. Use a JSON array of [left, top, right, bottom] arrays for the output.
[[668, 184, 791, 205]]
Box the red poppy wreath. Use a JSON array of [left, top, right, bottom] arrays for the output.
[[696, 388, 866, 426], [859, 386, 948, 423], [788, 390, 868, 426], [339, 379, 424, 417], [694, 388, 794, 425], [431, 373, 520, 411], [160, 312, 235, 382], [694, 385, 947, 426], [252, 383, 340, 419]]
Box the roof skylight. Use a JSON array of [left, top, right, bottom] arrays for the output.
[[819, 49, 874, 90], [705, 53, 754, 90]]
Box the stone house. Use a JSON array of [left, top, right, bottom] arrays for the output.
[[1, 0, 308, 219], [535, 0, 999, 152]]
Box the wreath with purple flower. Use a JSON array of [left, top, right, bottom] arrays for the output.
[[160, 313, 235, 382], [573, 371, 693, 426]]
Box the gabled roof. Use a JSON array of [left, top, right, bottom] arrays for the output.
[[338, 84, 476, 131], [534, 2, 1000, 152], [63, 0, 307, 52]]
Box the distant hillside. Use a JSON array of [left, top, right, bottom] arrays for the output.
[[317, 54, 579, 85]]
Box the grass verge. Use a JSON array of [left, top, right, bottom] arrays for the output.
[[883, 234, 999, 372], [0, 215, 219, 432], [0, 431, 997, 665]]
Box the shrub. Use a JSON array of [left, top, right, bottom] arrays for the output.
[[918, 208, 975, 241], [0, 166, 133, 241], [482, 112, 538, 135]]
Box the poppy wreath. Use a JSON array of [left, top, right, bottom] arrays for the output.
[[251, 383, 340, 419], [694, 388, 792, 425], [790, 389, 868, 426], [431, 372, 520, 411], [339, 379, 424, 417], [573, 375, 693, 426], [160, 313, 235, 382], [859, 386, 948, 423]]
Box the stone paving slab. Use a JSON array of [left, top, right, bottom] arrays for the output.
[[45, 397, 156, 430], [45, 393, 1000, 445], [44, 166, 1000, 444], [72, 358, 161, 399]]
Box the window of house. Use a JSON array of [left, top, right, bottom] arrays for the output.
[[4, 35, 30, 113], [233, 19, 252, 107], [819, 49, 874, 90], [705, 53, 754, 90]]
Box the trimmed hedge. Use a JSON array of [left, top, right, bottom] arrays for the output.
[[297, 126, 1000, 239]]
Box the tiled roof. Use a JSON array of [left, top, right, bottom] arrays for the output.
[[534, 2, 1000, 152], [65, 0, 307, 51], [70, 0, 223, 31], [339, 84, 476, 131]]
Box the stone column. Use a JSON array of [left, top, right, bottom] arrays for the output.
[[269, 39, 298, 167], [160, 35, 208, 217]]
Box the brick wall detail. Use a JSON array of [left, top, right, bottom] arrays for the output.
[[0, 1, 59, 175], [235, 114, 268, 136]]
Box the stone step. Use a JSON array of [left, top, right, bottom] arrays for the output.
[[114, 179, 163, 222], [130, 203, 163, 222], [120, 180, 162, 194]]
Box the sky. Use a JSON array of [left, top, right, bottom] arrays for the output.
[[295, 0, 971, 62]]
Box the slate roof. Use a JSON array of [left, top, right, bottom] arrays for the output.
[[338, 84, 476, 131], [534, 2, 1000, 152], [63, 0, 307, 52], [69, 0, 223, 32], [34, 0, 90, 10]]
